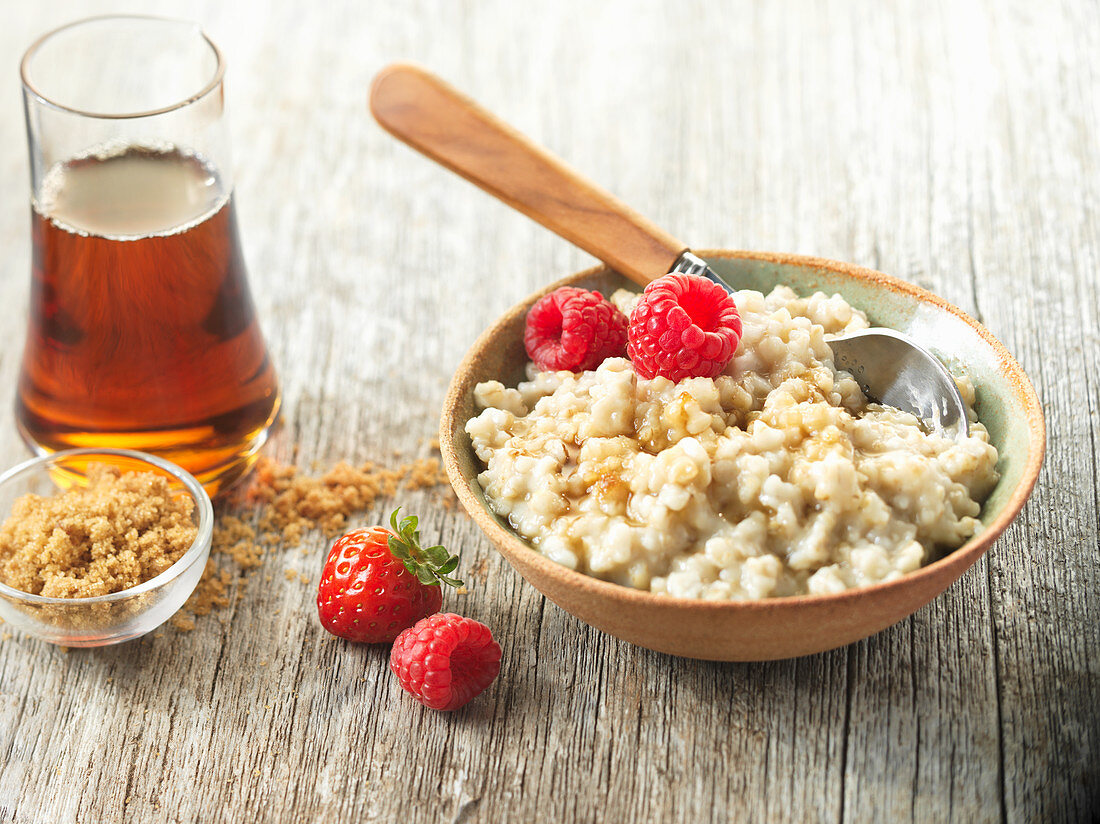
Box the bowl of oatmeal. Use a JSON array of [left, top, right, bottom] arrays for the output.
[[0, 448, 213, 647], [440, 251, 1045, 661]]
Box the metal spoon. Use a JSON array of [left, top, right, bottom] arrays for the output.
[[671, 251, 969, 436], [370, 64, 969, 437]]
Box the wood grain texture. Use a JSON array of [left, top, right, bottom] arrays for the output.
[[0, 1, 1096, 822]]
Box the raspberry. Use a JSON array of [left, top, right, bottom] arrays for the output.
[[524, 286, 628, 372], [627, 273, 742, 381], [390, 613, 502, 711]]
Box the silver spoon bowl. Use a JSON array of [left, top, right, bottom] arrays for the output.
[[673, 251, 970, 436], [436, 255, 1045, 660], [827, 329, 968, 436]]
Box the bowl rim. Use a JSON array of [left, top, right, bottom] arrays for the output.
[[441, 249, 1046, 614], [0, 447, 214, 606]]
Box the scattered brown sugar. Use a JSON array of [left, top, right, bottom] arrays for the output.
[[0, 466, 198, 598], [213, 515, 263, 568], [171, 562, 231, 630], [170, 614, 195, 632], [403, 457, 449, 490], [250, 459, 405, 544], [171, 453, 452, 631]]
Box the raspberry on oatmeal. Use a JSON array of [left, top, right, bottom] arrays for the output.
[[524, 286, 628, 373]]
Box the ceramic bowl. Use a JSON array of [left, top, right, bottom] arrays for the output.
[[440, 251, 1045, 661]]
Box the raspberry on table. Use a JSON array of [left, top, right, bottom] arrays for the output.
[[524, 286, 629, 372], [390, 613, 502, 711], [627, 273, 742, 381]]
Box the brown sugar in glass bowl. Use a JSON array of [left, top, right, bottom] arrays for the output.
[[0, 448, 213, 647]]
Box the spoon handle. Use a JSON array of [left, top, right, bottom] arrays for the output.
[[369, 63, 686, 286]]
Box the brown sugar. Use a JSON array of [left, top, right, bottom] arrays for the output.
[[0, 466, 198, 598], [250, 459, 404, 543], [403, 457, 449, 490]]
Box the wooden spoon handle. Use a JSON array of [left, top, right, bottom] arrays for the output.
[[369, 63, 686, 286]]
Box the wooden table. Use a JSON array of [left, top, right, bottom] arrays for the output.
[[1, 2, 1096, 821]]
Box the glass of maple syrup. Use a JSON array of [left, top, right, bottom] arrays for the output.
[[18, 16, 280, 496]]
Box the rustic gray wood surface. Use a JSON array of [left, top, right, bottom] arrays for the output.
[[0, 1, 1097, 821]]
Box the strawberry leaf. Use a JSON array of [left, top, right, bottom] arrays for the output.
[[424, 545, 449, 564], [383, 508, 464, 589], [388, 537, 412, 559]]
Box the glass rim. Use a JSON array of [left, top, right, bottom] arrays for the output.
[[20, 14, 226, 121]]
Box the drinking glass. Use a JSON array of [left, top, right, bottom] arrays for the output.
[[18, 15, 280, 496]]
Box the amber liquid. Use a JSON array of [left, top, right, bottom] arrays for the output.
[[17, 146, 280, 495]]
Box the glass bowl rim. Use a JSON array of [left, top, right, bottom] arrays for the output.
[[20, 14, 226, 120], [0, 447, 214, 606]]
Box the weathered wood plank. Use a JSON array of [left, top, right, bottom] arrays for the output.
[[973, 2, 1100, 820]]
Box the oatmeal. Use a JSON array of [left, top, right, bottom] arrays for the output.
[[466, 285, 999, 599]]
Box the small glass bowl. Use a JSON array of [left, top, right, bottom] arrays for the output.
[[0, 448, 213, 647]]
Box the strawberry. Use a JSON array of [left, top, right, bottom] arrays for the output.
[[316, 509, 462, 643]]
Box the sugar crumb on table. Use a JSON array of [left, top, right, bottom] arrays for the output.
[[171, 455, 453, 631], [403, 457, 450, 490]]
